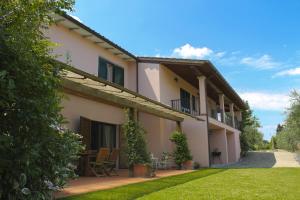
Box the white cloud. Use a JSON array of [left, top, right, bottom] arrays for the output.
[[172, 44, 213, 59], [69, 14, 83, 23], [274, 67, 300, 77], [239, 92, 289, 111], [241, 54, 280, 70], [215, 51, 226, 58]]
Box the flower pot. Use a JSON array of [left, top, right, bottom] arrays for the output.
[[133, 164, 154, 177], [182, 160, 193, 170]]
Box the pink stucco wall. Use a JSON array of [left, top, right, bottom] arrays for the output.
[[138, 63, 210, 167], [61, 93, 125, 132], [226, 131, 236, 163], [209, 129, 228, 164], [182, 118, 210, 167], [45, 24, 137, 91]]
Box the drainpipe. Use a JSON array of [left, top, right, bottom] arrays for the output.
[[204, 78, 211, 167], [136, 60, 139, 120]]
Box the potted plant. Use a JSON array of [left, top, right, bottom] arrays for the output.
[[170, 131, 192, 169], [123, 109, 153, 177]]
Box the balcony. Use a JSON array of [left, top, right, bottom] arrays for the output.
[[171, 98, 200, 117], [210, 109, 242, 130]]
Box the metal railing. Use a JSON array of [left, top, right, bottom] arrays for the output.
[[234, 117, 242, 130], [210, 108, 222, 121], [171, 98, 200, 116], [225, 113, 233, 127]]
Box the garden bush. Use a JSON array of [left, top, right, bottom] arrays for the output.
[[0, 1, 84, 199], [170, 131, 192, 169]]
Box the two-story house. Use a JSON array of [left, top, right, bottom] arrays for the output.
[[45, 13, 245, 173]]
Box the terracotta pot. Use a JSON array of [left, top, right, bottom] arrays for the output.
[[133, 164, 154, 177], [182, 160, 193, 170]]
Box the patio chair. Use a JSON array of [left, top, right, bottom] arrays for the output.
[[104, 149, 119, 176], [89, 148, 110, 177], [150, 153, 159, 169]]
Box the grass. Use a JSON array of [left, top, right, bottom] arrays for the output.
[[63, 168, 300, 200]]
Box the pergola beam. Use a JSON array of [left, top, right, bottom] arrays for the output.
[[62, 79, 184, 122]]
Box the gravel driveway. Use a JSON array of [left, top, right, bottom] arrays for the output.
[[224, 150, 300, 168]]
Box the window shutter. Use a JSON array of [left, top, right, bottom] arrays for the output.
[[113, 66, 124, 86], [98, 57, 107, 80], [80, 116, 92, 151]]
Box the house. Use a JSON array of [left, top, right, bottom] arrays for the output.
[[45, 13, 245, 173]]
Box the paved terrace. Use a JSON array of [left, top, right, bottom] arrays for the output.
[[55, 169, 193, 198]]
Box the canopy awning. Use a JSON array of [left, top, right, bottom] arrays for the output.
[[60, 65, 201, 122]]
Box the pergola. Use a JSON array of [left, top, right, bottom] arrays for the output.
[[59, 63, 202, 129]]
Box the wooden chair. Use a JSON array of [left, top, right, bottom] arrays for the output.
[[89, 148, 110, 177], [104, 149, 119, 176]]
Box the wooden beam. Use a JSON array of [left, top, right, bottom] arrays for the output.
[[62, 79, 184, 122], [114, 52, 123, 56], [54, 18, 65, 23], [94, 41, 104, 44], [82, 35, 93, 38], [176, 121, 182, 132], [69, 27, 80, 31]]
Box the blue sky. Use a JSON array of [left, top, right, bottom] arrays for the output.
[[70, 0, 300, 140]]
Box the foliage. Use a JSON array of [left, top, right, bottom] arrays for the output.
[[276, 91, 300, 151], [169, 131, 192, 168], [240, 101, 264, 155], [270, 136, 277, 149], [122, 109, 150, 168], [0, 0, 84, 199]]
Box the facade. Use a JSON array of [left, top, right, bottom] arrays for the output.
[[45, 13, 245, 171]]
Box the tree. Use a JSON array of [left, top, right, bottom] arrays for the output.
[[0, 1, 83, 199], [240, 101, 264, 155], [276, 91, 300, 151], [276, 124, 283, 135]]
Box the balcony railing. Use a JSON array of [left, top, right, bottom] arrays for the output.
[[225, 113, 233, 127], [210, 109, 241, 130], [171, 99, 242, 130], [171, 98, 200, 116], [234, 116, 242, 130], [210, 108, 222, 121]]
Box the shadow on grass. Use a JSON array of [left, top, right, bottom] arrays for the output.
[[62, 168, 227, 200]]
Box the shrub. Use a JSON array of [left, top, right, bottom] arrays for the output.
[[0, 1, 85, 199], [170, 131, 192, 169], [122, 109, 150, 169]]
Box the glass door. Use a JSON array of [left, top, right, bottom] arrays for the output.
[[180, 88, 191, 114], [91, 121, 116, 151]]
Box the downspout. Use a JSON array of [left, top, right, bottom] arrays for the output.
[[204, 78, 211, 167], [136, 59, 139, 120]]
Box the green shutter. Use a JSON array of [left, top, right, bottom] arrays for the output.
[[98, 57, 107, 79], [113, 65, 124, 86]]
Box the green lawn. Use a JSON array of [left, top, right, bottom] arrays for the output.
[[63, 168, 300, 200]]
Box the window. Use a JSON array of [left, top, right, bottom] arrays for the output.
[[180, 88, 190, 114], [91, 121, 116, 151], [98, 57, 124, 86], [192, 95, 196, 111], [113, 65, 124, 86]]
